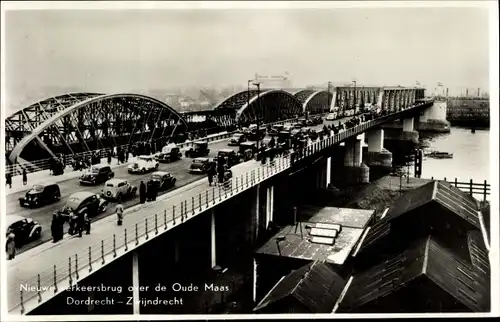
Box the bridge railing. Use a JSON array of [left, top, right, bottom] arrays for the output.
[[6, 115, 317, 177], [430, 177, 490, 201], [10, 105, 428, 313]]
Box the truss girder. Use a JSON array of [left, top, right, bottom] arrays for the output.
[[213, 89, 261, 111], [303, 90, 333, 114], [235, 90, 302, 124], [293, 89, 316, 105], [8, 93, 189, 163]]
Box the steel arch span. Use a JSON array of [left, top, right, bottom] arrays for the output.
[[8, 93, 189, 163], [235, 90, 303, 124], [294, 90, 333, 114]]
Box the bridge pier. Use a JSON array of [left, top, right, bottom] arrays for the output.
[[132, 250, 140, 314], [266, 186, 274, 229], [210, 209, 216, 268], [418, 101, 450, 133], [365, 129, 392, 170], [339, 135, 370, 185]]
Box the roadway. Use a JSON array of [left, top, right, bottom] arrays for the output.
[[6, 114, 358, 313], [8, 116, 347, 255]]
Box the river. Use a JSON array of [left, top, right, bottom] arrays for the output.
[[418, 127, 490, 183]]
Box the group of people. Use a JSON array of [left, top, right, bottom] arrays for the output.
[[4, 169, 28, 189], [139, 180, 158, 203], [207, 154, 233, 187], [51, 207, 91, 243]]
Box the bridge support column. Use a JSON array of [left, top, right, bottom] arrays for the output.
[[132, 250, 140, 314], [266, 186, 274, 228], [365, 129, 392, 169], [326, 157, 332, 187], [417, 101, 451, 133], [248, 184, 260, 243], [210, 209, 216, 268], [400, 117, 419, 144], [342, 135, 370, 185]]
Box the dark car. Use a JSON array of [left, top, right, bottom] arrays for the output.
[[269, 124, 284, 136], [228, 133, 247, 146], [238, 142, 257, 161], [189, 157, 211, 174], [151, 171, 177, 191], [60, 191, 108, 220], [185, 141, 210, 158], [6, 215, 42, 245], [248, 127, 266, 141], [79, 165, 114, 185], [19, 183, 61, 208], [156, 143, 182, 163], [218, 149, 240, 167]]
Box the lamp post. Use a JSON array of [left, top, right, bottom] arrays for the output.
[[252, 81, 262, 149], [247, 80, 253, 128]]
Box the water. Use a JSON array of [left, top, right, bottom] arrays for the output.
[[419, 127, 490, 183]]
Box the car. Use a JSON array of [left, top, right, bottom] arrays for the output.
[[128, 155, 159, 174], [326, 113, 337, 121], [60, 191, 108, 220], [18, 183, 61, 208], [260, 137, 273, 149], [156, 143, 182, 163], [269, 124, 284, 136], [228, 133, 247, 146], [312, 115, 323, 125], [282, 124, 293, 132], [238, 142, 257, 161], [248, 127, 266, 141], [292, 122, 303, 129], [6, 215, 42, 245], [151, 171, 177, 191], [101, 179, 137, 201], [218, 149, 240, 167], [80, 165, 114, 185], [189, 157, 211, 174], [185, 141, 210, 158]]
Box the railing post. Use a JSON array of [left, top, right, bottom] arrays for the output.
[[53, 265, 58, 293], [236, 177, 239, 191], [454, 178, 458, 187], [172, 205, 176, 225], [68, 257, 73, 286], [219, 184, 222, 201], [246, 172, 249, 187], [75, 254, 79, 279], [155, 214, 158, 234], [101, 240, 105, 264], [469, 179, 473, 195], [135, 223, 139, 245], [89, 246, 92, 272], [184, 200, 188, 218], [225, 182, 228, 198], [164, 209, 167, 230], [145, 218, 149, 240], [213, 186, 216, 205], [199, 193, 202, 211], [124, 229, 128, 251], [37, 273, 42, 302], [206, 190, 209, 207], [181, 202, 184, 222], [192, 196, 195, 215], [483, 180, 487, 201]]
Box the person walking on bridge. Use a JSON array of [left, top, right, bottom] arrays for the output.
[[22, 169, 27, 185], [5, 172, 12, 189], [139, 181, 146, 204], [116, 203, 124, 226], [6, 232, 16, 260]]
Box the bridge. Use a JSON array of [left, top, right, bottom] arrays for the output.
[[5, 84, 461, 315]]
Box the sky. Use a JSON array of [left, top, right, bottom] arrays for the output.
[[4, 6, 491, 113]]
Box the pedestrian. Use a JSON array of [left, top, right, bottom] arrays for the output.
[[116, 203, 124, 226], [6, 232, 16, 260], [269, 147, 276, 166], [22, 169, 27, 185], [84, 213, 91, 235], [125, 148, 129, 162], [207, 162, 215, 186], [56, 213, 64, 241], [51, 214, 58, 243], [139, 181, 146, 203], [68, 209, 77, 235], [107, 151, 112, 165], [77, 212, 84, 237], [260, 145, 267, 165], [6, 172, 12, 189]]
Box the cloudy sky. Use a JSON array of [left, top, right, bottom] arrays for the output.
[[4, 5, 491, 112]]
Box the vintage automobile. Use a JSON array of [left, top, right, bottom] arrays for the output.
[[260, 137, 273, 149], [185, 141, 210, 158], [238, 142, 257, 161], [248, 127, 266, 141], [228, 133, 247, 146], [269, 124, 284, 136], [79, 165, 114, 185], [59, 191, 108, 220], [19, 183, 61, 208], [151, 171, 177, 191], [101, 178, 137, 201], [278, 131, 291, 144], [218, 149, 240, 167], [156, 143, 182, 163], [282, 124, 293, 132], [292, 122, 303, 129], [326, 112, 337, 121], [312, 115, 323, 125], [128, 155, 159, 174], [189, 157, 211, 174], [6, 215, 42, 245]]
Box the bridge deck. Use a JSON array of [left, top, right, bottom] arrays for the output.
[[6, 103, 430, 315]]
